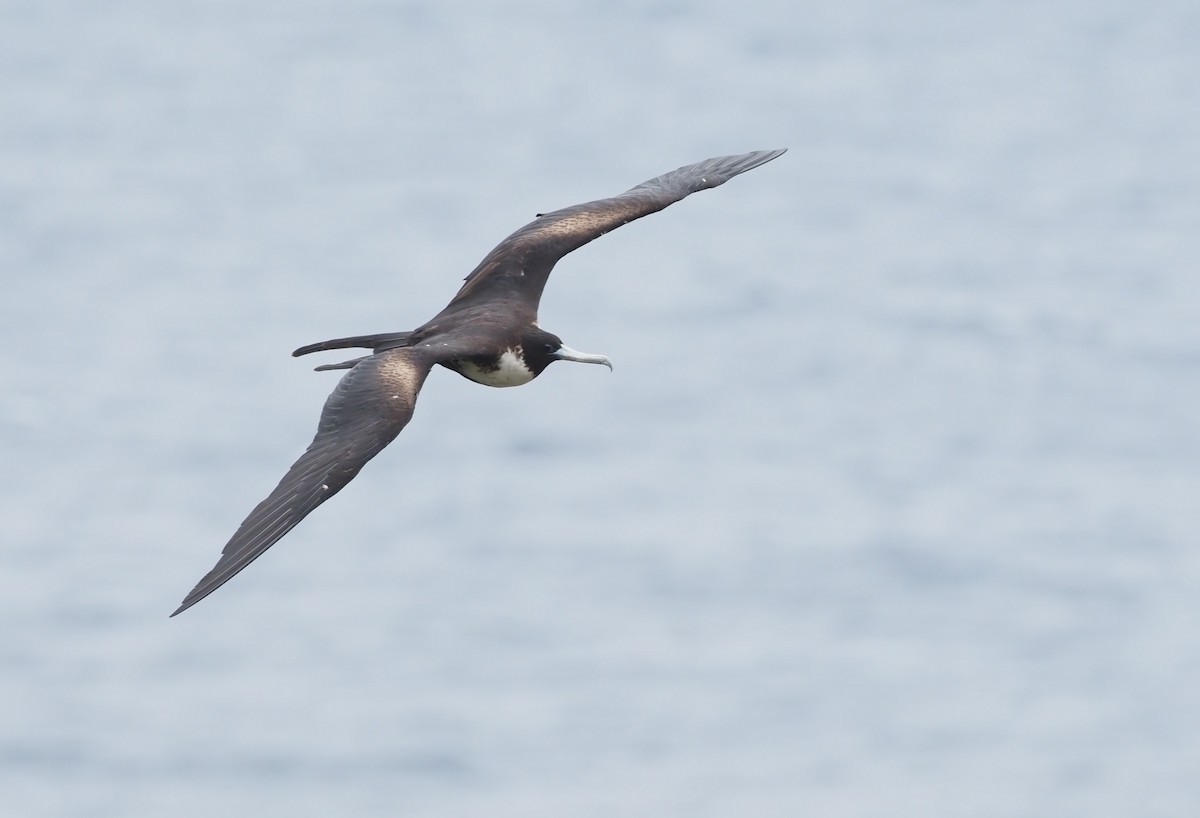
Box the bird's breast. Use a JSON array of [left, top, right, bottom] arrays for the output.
[[452, 348, 534, 387]]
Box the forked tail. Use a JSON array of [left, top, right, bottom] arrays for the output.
[[292, 330, 414, 359], [292, 328, 420, 371]]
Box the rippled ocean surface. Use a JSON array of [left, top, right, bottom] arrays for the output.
[[3, 1, 1199, 816]]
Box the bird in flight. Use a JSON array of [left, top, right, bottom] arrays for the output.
[[172, 149, 786, 616]]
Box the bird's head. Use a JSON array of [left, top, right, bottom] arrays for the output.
[[521, 327, 613, 377]]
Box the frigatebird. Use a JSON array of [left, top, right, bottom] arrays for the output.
[[172, 149, 786, 615]]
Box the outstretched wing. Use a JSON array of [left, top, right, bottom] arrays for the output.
[[171, 348, 432, 616], [442, 149, 786, 315]]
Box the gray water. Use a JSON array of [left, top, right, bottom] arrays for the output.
[[3, 1, 1199, 816]]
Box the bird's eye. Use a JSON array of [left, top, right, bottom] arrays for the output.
[[543, 343, 556, 353]]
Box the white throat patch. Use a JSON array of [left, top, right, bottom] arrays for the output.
[[458, 347, 534, 387]]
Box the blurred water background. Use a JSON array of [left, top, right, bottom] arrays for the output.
[[3, 1, 1199, 815]]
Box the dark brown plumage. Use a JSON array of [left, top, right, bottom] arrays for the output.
[[172, 149, 786, 615]]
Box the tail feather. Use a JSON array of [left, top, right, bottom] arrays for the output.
[[292, 331, 414, 358], [313, 356, 370, 371]]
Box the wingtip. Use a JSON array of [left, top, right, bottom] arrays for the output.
[[169, 596, 197, 618], [746, 147, 788, 166], [170, 580, 219, 617]]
